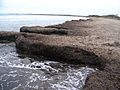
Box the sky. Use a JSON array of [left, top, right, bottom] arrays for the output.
[[0, 0, 120, 15]]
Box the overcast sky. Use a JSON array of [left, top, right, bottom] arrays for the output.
[[0, 0, 120, 15]]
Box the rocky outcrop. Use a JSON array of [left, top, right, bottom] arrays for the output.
[[17, 17, 120, 90], [20, 26, 68, 35], [45, 24, 69, 29], [0, 31, 25, 42], [15, 34, 105, 67], [1, 17, 120, 90], [84, 59, 120, 90]]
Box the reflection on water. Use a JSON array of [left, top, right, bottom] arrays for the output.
[[0, 43, 96, 90]]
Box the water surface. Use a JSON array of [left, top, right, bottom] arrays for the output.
[[0, 15, 87, 31], [0, 43, 95, 90]]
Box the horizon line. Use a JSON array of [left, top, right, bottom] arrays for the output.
[[0, 13, 86, 17]]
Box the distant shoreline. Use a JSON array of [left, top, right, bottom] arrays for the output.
[[0, 13, 119, 19], [0, 13, 85, 17]]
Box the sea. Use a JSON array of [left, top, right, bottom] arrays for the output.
[[0, 15, 95, 90]]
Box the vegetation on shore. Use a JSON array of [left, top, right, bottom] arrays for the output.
[[89, 14, 120, 19]]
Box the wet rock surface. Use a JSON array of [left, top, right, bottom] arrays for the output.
[[0, 17, 120, 90]]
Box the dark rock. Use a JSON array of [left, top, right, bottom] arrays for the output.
[[0, 31, 25, 42], [45, 25, 68, 29], [83, 58, 120, 90], [20, 26, 68, 35], [15, 34, 105, 67]]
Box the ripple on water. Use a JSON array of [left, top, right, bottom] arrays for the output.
[[0, 43, 96, 90]]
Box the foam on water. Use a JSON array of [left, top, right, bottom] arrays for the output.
[[0, 43, 96, 90]]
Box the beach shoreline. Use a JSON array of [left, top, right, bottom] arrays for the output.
[[0, 17, 120, 90]]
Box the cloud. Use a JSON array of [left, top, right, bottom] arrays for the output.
[[0, 0, 120, 15], [0, 0, 3, 7]]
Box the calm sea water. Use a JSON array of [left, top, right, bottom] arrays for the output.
[[0, 15, 95, 90], [0, 15, 88, 31]]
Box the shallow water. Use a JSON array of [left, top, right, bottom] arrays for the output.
[[0, 43, 95, 90], [0, 15, 88, 32]]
